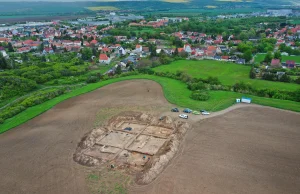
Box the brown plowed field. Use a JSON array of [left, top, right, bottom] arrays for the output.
[[130, 106, 300, 194], [0, 80, 170, 194], [0, 80, 300, 194]]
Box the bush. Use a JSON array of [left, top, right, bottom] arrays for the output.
[[206, 76, 221, 85], [210, 84, 228, 91], [190, 90, 210, 101], [86, 76, 99, 83], [273, 92, 290, 100], [187, 81, 206, 91], [0, 76, 38, 100], [233, 81, 253, 93], [179, 73, 192, 83], [294, 89, 300, 102], [279, 74, 291, 83], [249, 67, 256, 79], [262, 73, 277, 81], [151, 61, 161, 68], [138, 68, 154, 75], [120, 71, 139, 77], [294, 77, 300, 84], [0, 87, 74, 122], [0, 118, 4, 124]]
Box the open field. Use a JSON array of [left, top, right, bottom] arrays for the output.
[[0, 80, 171, 194], [129, 27, 161, 34], [152, 7, 264, 16], [290, 19, 300, 25], [130, 105, 300, 194], [1, 75, 300, 134], [255, 54, 300, 63], [205, 5, 218, 8], [0, 80, 299, 194], [153, 60, 300, 91], [85, 6, 119, 11]]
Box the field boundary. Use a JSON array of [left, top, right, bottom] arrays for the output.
[[1, 75, 299, 134]]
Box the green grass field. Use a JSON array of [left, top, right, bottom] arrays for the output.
[[129, 27, 161, 34], [153, 60, 300, 91], [85, 6, 119, 11], [255, 54, 300, 63], [290, 19, 300, 25], [1, 75, 299, 134]]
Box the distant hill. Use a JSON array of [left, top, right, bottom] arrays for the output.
[[0, 0, 296, 20]]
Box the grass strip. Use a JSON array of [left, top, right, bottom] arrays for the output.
[[1, 75, 299, 134]]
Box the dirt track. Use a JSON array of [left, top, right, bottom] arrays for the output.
[[0, 80, 300, 194]]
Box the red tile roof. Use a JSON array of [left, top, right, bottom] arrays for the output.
[[99, 54, 109, 60], [271, 59, 281, 66], [102, 47, 111, 52], [286, 60, 295, 65], [207, 46, 216, 51], [90, 39, 97, 44], [178, 48, 184, 52], [23, 40, 34, 44], [222, 56, 229, 60]]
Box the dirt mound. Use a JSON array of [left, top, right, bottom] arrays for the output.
[[73, 112, 190, 184]]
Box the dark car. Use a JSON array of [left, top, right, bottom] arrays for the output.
[[183, 108, 192, 113], [171, 108, 179, 112], [124, 127, 132, 131]]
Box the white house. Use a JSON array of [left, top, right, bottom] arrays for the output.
[[1, 50, 8, 58], [135, 44, 142, 52], [119, 47, 126, 56], [184, 44, 192, 53], [73, 41, 81, 46], [99, 54, 111, 64]]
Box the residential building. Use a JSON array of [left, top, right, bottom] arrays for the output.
[[99, 54, 111, 64]]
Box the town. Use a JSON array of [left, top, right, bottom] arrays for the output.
[[0, 12, 300, 83]]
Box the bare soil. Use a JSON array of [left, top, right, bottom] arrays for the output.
[[0, 80, 171, 194], [0, 80, 299, 194], [73, 112, 190, 185], [130, 106, 300, 194]]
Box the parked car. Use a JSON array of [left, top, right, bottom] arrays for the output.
[[201, 111, 210, 115], [192, 111, 200, 115], [124, 127, 132, 131], [171, 108, 179, 112], [183, 108, 192, 113], [179, 114, 188, 119], [200, 110, 206, 113]]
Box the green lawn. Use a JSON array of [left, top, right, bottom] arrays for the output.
[[129, 27, 160, 34], [89, 65, 112, 75], [255, 54, 300, 63], [1, 75, 299, 134], [153, 60, 300, 91], [290, 19, 300, 25]]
